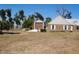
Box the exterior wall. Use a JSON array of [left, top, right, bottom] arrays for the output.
[[73, 25, 76, 31], [68, 25, 73, 31], [73, 25, 79, 31], [67, 25, 75, 31], [47, 24, 76, 32], [55, 25, 63, 31], [34, 23, 79, 32], [47, 24, 51, 30], [35, 22, 44, 30]]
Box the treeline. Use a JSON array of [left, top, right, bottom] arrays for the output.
[[0, 9, 52, 33], [0, 9, 13, 32]]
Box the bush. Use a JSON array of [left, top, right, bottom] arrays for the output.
[[22, 19, 33, 28], [40, 29, 47, 32], [0, 21, 10, 31]]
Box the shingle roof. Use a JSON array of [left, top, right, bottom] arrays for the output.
[[49, 15, 71, 25], [48, 15, 79, 25], [66, 19, 79, 25]]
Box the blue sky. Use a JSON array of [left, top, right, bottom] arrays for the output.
[[0, 4, 79, 20]]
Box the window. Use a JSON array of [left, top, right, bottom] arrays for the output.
[[63, 25, 68, 30], [52, 25, 54, 30], [51, 25, 56, 30], [76, 26, 79, 30]]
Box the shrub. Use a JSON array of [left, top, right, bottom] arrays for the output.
[[0, 21, 10, 31], [0, 30, 3, 34], [40, 29, 47, 32]]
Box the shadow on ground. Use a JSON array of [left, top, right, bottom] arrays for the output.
[[0, 31, 20, 34]]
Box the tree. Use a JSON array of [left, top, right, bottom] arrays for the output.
[[3, 21, 10, 30], [22, 19, 33, 28], [6, 9, 14, 29], [9, 18, 14, 29], [45, 17, 52, 24], [14, 13, 21, 26], [22, 20, 27, 28], [18, 10, 25, 20], [6, 9, 11, 18], [14, 10, 26, 29], [57, 8, 72, 19], [0, 20, 10, 31], [64, 11, 72, 19], [0, 9, 6, 20], [0, 9, 11, 33], [0, 21, 3, 31], [22, 15, 34, 29], [34, 12, 44, 21]]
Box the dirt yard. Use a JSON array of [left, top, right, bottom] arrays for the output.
[[0, 31, 79, 54]]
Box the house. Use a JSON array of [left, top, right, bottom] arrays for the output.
[[47, 15, 79, 31], [34, 19, 44, 30]]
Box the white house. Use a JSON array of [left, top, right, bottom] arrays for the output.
[[48, 15, 79, 31]]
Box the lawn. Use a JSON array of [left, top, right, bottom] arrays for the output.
[[0, 31, 79, 54]]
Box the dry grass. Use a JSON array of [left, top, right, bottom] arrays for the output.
[[0, 31, 79, 54]]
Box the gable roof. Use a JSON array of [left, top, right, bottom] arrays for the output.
[[65, 19, 75, 25], [66, 19, 79, 25], [76, 21, 79, 25], [49, 15, 74, 25], [72, 20, 79, 25]]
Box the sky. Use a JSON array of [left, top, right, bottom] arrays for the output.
[[0, 4, 79, 20]]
